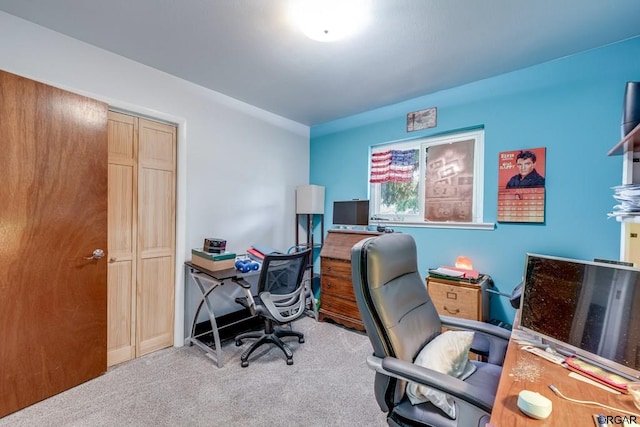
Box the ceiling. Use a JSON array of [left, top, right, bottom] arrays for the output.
[[1, 0, 640, 126]]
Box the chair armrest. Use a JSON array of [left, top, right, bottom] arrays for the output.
[[440, 316, 510, 365], [366, 355, 494, 414], [231, 277, 252, 289], [440, 316, 511, 340], [231, 278, 257, 314]]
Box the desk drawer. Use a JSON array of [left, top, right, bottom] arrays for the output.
[[321, 293, 361, 320], [428, 282, 480, 320], [321, 258, 351, 279], [321, 275, 356, 301]]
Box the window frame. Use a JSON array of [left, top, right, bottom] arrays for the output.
[[369, 129, 494, 230]]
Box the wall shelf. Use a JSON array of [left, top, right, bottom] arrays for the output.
[[607, 122, 640, 156], [607, 121, 640, 264], [616, 215, 640, 224]]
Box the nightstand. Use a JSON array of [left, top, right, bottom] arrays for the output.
[[426, 274, 490, 322]]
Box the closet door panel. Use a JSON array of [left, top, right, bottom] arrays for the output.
[[107, 260, 135, 364], [137, 257, 174, 355], [139, 119, 175, 171], [136, 118, 176, 356], [138, 168, 174, 255], [108, 164, 135, 255], [108, 114, 136, 162], [107, 112, 137, 366]]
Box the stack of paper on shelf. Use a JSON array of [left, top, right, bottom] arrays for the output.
[[608, 184, 640, 220]]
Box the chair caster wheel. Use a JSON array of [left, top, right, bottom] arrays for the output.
[[286, 359, 293, 366], [299, 337, 305, 343], [241, 361, 249, 368], [235, 340, 243, 346]]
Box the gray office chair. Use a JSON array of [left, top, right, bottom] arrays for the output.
[[234, 249, 311, 367], [351, 233, 510, 427], [287, 244, 320, 321]]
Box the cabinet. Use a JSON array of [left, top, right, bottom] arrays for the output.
[[607, 123, 640, 265], [319, 229, 381, 330], [107, 112, 177, 366], [426, 275, 489, 322]]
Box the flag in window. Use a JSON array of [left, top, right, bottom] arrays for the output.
[[370, 149, 416, 183]]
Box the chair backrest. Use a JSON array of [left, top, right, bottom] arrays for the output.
[[257, 249, 311, 322], [351, 233, 442, 408], [258, 249, 311, 294]]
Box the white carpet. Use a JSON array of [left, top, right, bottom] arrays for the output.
[[1, 317, 388, 427]]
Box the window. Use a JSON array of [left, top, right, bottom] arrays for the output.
[[369, 129, 490, 229]]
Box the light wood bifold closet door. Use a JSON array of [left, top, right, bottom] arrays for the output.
[[107, 111, 176, 366]]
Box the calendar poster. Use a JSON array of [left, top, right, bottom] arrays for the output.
[[497, 147, 546, 223]]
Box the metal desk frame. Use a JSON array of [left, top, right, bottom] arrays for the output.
[[185, 261, 257, 368]]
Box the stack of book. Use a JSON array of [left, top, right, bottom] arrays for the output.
[[191, 248, 236, 271], [608, 184, 640, 221], [246, 244, 281, 262], [427, 266, 483, 284]]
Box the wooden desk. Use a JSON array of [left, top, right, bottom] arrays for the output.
[[319, 229, 381, 330], [489, 339, 639, 426]]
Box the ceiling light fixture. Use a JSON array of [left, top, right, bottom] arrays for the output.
[[291, 0, 371, 42]]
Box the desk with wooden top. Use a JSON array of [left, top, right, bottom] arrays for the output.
[[489, 338, 639, 426]]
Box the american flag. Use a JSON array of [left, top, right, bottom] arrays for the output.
[[370, 149, 416, 183]]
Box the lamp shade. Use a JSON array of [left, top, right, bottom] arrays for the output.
[[296, 185, 325, 214]]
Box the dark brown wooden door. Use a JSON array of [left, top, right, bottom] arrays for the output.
[[0, 70, 108, 417]]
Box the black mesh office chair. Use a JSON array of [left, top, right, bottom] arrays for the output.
[[351, 233, 510, 426], [234, 249, 311, 367]]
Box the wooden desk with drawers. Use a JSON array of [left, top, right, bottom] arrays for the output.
[[318, 229, 381, 331]]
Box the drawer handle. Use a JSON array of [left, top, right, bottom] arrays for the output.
[[326, 281, 332, 289], [443, 306, 459, 315], [327, 266, 332, 271]]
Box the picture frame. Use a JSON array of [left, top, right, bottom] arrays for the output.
[[407, 107, 437, 132]]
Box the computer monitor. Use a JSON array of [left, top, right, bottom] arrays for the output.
[[519, 253, 640, 378], [333, 200, 369, 227]]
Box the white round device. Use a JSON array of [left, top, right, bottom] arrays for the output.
[[516, 390, 552, 419]]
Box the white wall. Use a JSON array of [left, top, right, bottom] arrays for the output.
[[0, 12, 310, 346]]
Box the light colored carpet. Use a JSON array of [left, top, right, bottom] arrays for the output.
[[1, 317, 388, 426]]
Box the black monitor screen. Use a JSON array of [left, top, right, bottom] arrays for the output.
[[520, 253, 640, 378], [333, 200, 369, 226]]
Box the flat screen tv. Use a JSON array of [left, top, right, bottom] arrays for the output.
[[520, 253, 640, 378], [333, 200, 369, 227]]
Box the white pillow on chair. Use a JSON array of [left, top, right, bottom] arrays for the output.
[[406, 330, 476, 419]]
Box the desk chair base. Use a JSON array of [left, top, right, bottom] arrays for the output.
[[235, 321, 304, 367]]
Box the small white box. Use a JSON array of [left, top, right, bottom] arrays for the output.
[[296, 185, 325, 214]]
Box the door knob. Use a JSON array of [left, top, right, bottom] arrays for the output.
[[84, 249, 105, 260]]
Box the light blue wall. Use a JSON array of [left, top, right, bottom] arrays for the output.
[[310, 36, 640, 324]]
